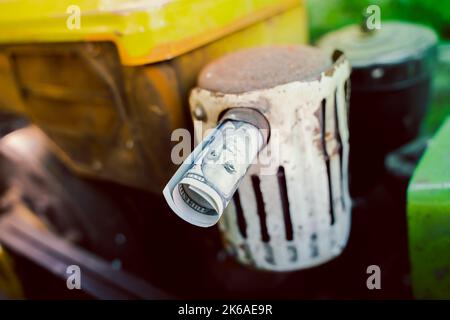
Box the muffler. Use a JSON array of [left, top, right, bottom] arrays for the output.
[[165, 45, 352, 271]]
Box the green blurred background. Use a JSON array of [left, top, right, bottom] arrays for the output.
[[308, 0, 450, 135]]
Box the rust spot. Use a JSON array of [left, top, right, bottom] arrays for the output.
[[209, 90, 225, 98], [330, 145, 341, 157], [114, 30, 124, 37]]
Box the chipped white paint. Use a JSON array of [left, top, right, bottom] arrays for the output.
[[189, 55, 352, 271]]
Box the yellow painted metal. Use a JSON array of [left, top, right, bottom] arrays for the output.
[[0, 245, 23, 299], [0, 3, 308, 193], [0, 0, 301, 66]]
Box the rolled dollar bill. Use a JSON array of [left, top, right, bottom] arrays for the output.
[[163, 117, 266, 227]]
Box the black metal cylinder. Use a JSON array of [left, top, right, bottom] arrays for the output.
[[319, 22, 438, 196]]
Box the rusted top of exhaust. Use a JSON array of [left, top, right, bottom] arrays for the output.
[[198, 45, 331, 94]]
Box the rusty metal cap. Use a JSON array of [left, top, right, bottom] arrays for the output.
[[198, 45, 332, 94]]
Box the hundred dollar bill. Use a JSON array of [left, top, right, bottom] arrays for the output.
[[163, 120, 264, 227]]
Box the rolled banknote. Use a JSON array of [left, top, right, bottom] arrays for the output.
[[163, 118, 265, 227]]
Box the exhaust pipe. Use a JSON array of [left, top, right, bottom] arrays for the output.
[[164, 45, 352, 271]]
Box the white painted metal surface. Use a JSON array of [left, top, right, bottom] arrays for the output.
[[190, 54, 352, 271]]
